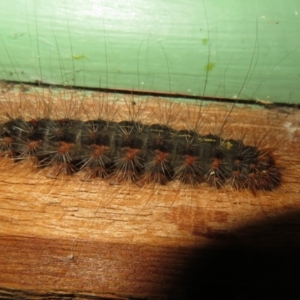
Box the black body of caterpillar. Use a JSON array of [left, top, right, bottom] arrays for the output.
[[0, 116, 281, 191], [0, 11, 285, 195]]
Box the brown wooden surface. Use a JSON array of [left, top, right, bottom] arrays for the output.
[[0, 87, 299, 299]]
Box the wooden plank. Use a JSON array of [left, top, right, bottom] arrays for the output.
[[0, 85, 299, 298]]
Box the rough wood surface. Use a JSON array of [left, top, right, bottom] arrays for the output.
[[0, 87, 299, 299]]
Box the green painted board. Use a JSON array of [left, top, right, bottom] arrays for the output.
[[0, 0, 299, 104]]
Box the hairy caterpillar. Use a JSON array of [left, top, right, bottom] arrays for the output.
[[0, 87, 282, 194]]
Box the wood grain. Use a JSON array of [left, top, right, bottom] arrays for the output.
[[0, 86, 299, 299]]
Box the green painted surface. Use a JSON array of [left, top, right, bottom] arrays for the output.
[[0, 0, 299, 104]]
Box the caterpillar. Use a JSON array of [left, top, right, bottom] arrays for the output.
[[0, 89, 282, 194]]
